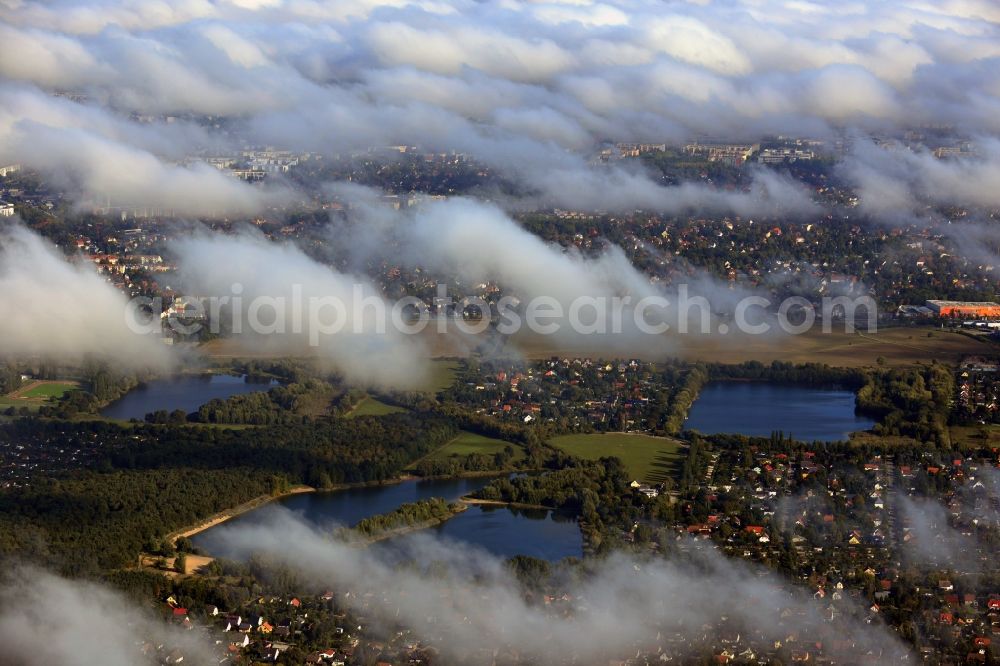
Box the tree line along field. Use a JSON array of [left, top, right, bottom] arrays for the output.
[[548, 433, 685, 484]]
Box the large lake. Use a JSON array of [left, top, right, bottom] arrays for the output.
[[100, 374, 276, 420], [192, 476, 583, 561], [684, 382, 876, 442]]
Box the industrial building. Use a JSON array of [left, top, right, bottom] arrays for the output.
[[925, 300, 1000, 318]]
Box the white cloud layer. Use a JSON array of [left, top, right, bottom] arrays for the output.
[[0, 0, 996, 216]]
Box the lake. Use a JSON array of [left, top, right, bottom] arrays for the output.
[[683, 382, 876, 442], [390, 503, 582, 561], [100, 374, 276, 420], [192, 476, 583, 561]]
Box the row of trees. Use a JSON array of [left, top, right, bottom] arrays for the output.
[[662, 365, 709, 434], [707, 360, 867, 388], [0, 364, 22, 395]]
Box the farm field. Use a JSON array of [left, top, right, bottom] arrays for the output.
[[549, 432, 685, 484]]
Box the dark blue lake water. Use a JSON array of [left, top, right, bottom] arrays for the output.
[[100, 374, 276, 420], [192, 476, 582, 561], [683, 382, 876, 442]]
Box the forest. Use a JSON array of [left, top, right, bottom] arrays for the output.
[[473, 458, 638, 544], [856, 362, 954, 445], [0, 412, 458, 573]]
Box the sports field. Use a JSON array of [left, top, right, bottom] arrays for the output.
[[549, 432, 685, 483], [19, 382, 77, 399], [1, 380, 80, 412]]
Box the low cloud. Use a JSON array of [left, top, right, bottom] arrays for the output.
[[0, 86, 296, 216], [839, 137, 1000, 222], [201, 508, 913, 663], [0, 566, 216, 666], [172, 227, 430, 388], [897, 494, 984, 573], [326, 189, 785, 354], [0, 224, 171, 366]]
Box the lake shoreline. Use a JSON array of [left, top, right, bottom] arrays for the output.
[[183, 473, 585, 562], [173, 470, 512, 544], [168, 485, 317, 545], [460, 497, 555, 511], [100, 373, 277, 421]]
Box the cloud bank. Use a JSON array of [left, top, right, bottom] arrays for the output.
[[0, 0, 996, 215], [172, 226, 430, 388]]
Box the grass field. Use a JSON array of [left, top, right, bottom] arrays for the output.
[[549, 432, 685, 483], [347, 396, 408, 418], [201, 324, 990, 369], [421, 359, 460, 393], [950, 425, 1000, 449], [672, 327, 990, 367], [428, 431, 519, 460], [515, 327, 991, 367]]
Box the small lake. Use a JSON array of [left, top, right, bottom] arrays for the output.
[[100, 374, 276, 420], [192, 476, 583, 561], [683, 382, 876, 442]]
